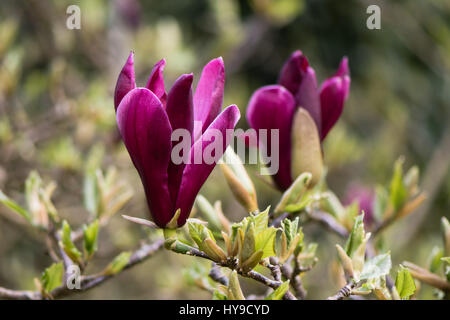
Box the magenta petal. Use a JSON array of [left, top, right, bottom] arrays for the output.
[[295, 65, 321, 134], [114, 52, 136, 111], [246, 85, 296, 190], [175, 105, 240, 226], [116, 88, 173, 227], [278, 51, 321, 133], [319, 57, 350, 140], [146, 59, 167, 106], [193, 57, 225, 141], [166, 73, 194, 204], [278, 50, 308, 96], [335, 57, 349, 79]]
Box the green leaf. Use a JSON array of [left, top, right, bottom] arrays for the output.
[[429, 246, 443, 273], [404, 166, 419, 195], [283, 197, 313, 213], [83, 219, 99, 259], [373, 186, 389, 222], [445, 265, 450, 282], [228, 270, 245, 300], [250, 207, 270, 233], [441, 257, 450, 264], [274, 172, 311, 214], [83, 146, 104, 216], [25, 170, 49, 227], [103, 252, 132, 276], [281, 218, 299, 248], [352, 233, 370, 278], [25, 171, 43, 217], [241, 222, 256, 262], [188, 221, 215, 249], [41, 262, 63, 293], [195, 195, 222, 231], [212, 289, 228, 300], [0, 190, 30, 222], [320, 191, 346, 223], [345, 202, 360, 225], [442, 217, 450, 256], [61, 220, 82, 263], [221, 147, 256, 194], [233, 208, 278, 260], [345, 214, 365, 258], [83, 170, 99, 216], [265, 280, 290, 300], [395, 266, 416, 300], [280, 217, 304, 258], [255, 228, 277, 258], [389, 158, 407, 211], [360, 252, 392, 280]]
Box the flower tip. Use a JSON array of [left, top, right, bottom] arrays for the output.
[[178, 72, 194, 82], [124, 52, 135, 69], [208, 56, 225, 70], [290, 50, 303, 59], [225, 104, 241, 121], [289, 50, 309, 70], [155, 58, 166, 69], [172, 73, 194, 91], [114, 51, 137, 111], [184, 72, 194, 81], [336, 57, 349, 76]]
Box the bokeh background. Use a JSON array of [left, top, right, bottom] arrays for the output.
[[0, 0, 449, 299]]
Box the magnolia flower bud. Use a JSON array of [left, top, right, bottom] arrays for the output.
[[246, 51, 350, 191]]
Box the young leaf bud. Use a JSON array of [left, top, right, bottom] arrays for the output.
[[220, 147, 258, 212]]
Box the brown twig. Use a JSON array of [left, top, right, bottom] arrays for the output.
[[0, 239, 164, 300], [403, 261, 450, 292], [280, 257, 307, 299], [307, 210, 349, 238], [208, 263, 229, 286], [268, 257, 282, 281], [170, 241, 296, 300], [0, 287, 40, 300], [327, 282, 357, 300]]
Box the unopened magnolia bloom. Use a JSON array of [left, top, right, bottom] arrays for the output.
[[247, 50, 350, 190], [344, 184, 375, 227], [114, 52, 240, 228]]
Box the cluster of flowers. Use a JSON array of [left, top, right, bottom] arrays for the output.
[[114, 50, 352, 228]]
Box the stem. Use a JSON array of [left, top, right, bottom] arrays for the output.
[[307, 209, 349, 238], [167, 241, 296, 300], [208, 263, 229, 286], [163, 228, 177, 240], [0, 239, 164, 300], [327, 282, 357, 300]]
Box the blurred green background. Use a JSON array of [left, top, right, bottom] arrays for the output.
[[0, 0, 449, 299]]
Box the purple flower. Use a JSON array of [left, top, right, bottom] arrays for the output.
[[344, 184, 375, 227], [246, 50, 350, 190], [114, 52, 240, 228]]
